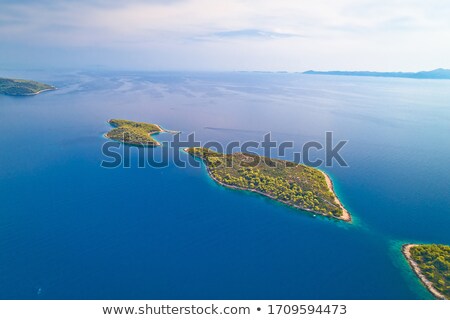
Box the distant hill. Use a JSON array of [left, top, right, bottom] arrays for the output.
[[303, 68, 450, 80], [0, 77, 55, 96]]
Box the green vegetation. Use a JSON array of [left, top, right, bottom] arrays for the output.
[[106, 119, 163, 146], [186, 147, 348, 220], [0, 77, 55, 96], [408, 244, 450, 299]]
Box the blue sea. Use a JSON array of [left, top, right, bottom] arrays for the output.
[[0, 70, 449, 299]]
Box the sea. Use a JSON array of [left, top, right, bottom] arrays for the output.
[[0, 70, 449, 299]]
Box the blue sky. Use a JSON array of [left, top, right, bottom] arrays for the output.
[[1, 0, 449, 71]]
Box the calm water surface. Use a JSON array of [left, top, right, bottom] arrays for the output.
[[0, 70, 449, 299]]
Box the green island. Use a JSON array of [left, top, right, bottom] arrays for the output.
[[105, 119, 167, 146], [403, 244, 450, 299], [185, 147, 351, 221], [0, 77, 55, 96]]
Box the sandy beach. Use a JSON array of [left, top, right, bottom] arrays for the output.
[[320, 170, 352, 222], [23, 87, 56, 96]]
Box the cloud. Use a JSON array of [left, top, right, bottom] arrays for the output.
[[212, 29, 302, 39], [0, 0, 449, 71], [0, 0, 185, 6], [190, 29, 305, 42]]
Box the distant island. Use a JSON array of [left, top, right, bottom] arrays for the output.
[[105, 119, 167, 147], [0, 77, 55, 96], [402, 244, 450, 300], [185, 147, 351, 221], [304, 68, 450, 80]]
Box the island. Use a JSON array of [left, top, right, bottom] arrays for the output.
[[402, 244, 450, 300], [303, 68, 450, 80], [0, 77, 55, 96], [105, 119, 166, 147], [185, 147, 351, 221]]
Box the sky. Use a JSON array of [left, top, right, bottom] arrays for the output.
[[1, 0, 450, 71]]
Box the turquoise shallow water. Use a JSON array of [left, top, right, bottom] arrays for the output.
[[0, 70, 449, 299]]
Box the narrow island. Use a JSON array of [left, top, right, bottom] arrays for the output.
[[185, 147, 351, 221], [402, 244, 450, 300], [304, 68, 450, 80], [0, 77, 55, 96]]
